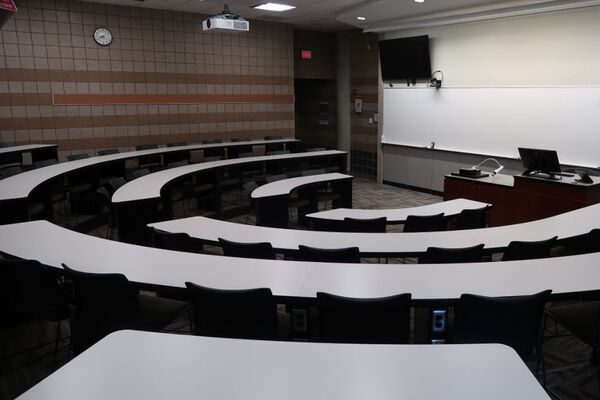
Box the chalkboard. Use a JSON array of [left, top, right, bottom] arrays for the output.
[[382, 87, 600, 167]]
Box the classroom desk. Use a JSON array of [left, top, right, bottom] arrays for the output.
[[250, 173, 353, 228], [2, 220, 600, 304], [149, 202, 600, 257], [445, 173, 600, 226], [0, 144, 58, 167], [0, 139, 297, 223], [112, 150, 347, 242], [17, 330, 550, 400], [305, 198, 489, 229]]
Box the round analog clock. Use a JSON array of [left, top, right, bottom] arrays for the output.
[[93, 27, 113, 46]]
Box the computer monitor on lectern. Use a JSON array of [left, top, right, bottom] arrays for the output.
[[518, 147, 561, 177]]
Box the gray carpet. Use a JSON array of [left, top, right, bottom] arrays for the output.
[[0, 177, 596, 399]]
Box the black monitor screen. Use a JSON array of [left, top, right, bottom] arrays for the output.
[[379, 36, 432, 82], [518, 148, 561, 175]]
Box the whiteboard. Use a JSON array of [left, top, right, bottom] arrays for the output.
[[382, 87, 600, 167]]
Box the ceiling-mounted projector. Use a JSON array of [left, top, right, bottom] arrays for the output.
[[202, 4, 249, 32]]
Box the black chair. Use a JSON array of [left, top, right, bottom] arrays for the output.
[[0, 165, 25, 179], [568, 229, 600, 255], [265, 174, 287, 183], [97, 148, 119, 156], [135, 144, 161, 170], [453, 290, 551, 382], [0, 142, 16, 148], [264, 135, 284, 153], [301, 168, 340, 210], [96, 187, 117, 239], [316, 292, 411, 344], [501, 236, 558, 261], [64, 154, 95, 215], [403, 213, 446, 232], [152, 228, 203, 253], [0, 259, 69, 372], [419, 244, 485, 264], [297, 245, 361, 263], [266, 150, 290, 156], [202, 139, 225, 159], [453, 206, 490, 230], [546, 300, 600, 390], [185, 282, 279, 340], [343, 217, 387, 233], [229, 138, 253, 158], [66, 153, 89, 162], [218, 238, 277, 260], [62, 264, 189, 355], [33, 158, 58, 169], [164, 143, 188, 164]]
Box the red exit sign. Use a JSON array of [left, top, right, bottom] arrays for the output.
[[0, 0, 17, 12], [301, 50, 312, 60]]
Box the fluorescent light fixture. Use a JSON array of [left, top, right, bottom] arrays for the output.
[[356, 16, 366, 21], [414, 0, 425, 2], [252, 3, 296, 12]]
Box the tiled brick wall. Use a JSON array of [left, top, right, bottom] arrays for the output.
[[0, 0, 294, 160]]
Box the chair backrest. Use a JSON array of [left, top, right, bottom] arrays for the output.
[[96, 187, 111, 206], [108, 177, 127, 192], [0, 142, 16, 148], [229, 139, 252, 158], [306, 147, 326, 152], [202, 139, 223, 144], [62, 263, 139, 353], [420, 244, 485, 264], [67, 153, 90, 161], [152, 228, 203, 253], [502, 236, 558, 261], [264, 135, 282, 140], [203, 156, 223, 162], [453, 290, 551, 356], [242, 181, 258, 198], [185, 282, 278, 340], [218, 238, 277, 260], [0, 166, 24, 178], [301, 169, 325, 176], [265, 174, 287, 183], [135, 144, 161, 166], [97, 148, 120, 156], [238, 152, 255, 158], [202, 139, 225, 158], [0, 259, 68, 326], [34, 159, 58, 169], [297, 245, 361, 263], [343, 217, 387, 233], [167, 160, 188, 168], [167, 142, 187, 147], [135, 144, 158, 151], [266, 150, 290, 156], [454, 206, 489, 230], [131, 168, 151, 179], [264, 136, 284, 153], [403, 213, 446, 232], [572, 229, 600, 254], [317, 292, 412, 344]]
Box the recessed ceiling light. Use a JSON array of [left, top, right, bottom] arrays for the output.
[[415, 0, 425, 3], [252, 3, 296, 12], [356, 16, 366, 21]]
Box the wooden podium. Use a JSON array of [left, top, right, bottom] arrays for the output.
[[444, 173, 600, 226]]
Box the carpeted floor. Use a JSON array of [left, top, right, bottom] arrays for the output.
[[0, 177, 597, 399]]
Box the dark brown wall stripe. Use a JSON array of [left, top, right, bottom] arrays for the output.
[[0, 68, 293, 86], [0, 93, 54, 106], [0, 112, 294, 130], [53, 94, 295, 105]]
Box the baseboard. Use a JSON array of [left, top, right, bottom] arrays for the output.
[[382, 180, 443, 197]]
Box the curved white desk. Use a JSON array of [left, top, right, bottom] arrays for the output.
[[250, 173, 353, 228], [17, 330, 549, 400], [149, 202, 600, 256], [0, 139, 297, 202], [2, 220, 600, 302], [251, 173, 353, 199], [306, 198, 489, 224], [112, 150, 346, 204]]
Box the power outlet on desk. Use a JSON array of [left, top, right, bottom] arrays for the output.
[[292, 309, 307, 333], [432, 309, 447, 333]]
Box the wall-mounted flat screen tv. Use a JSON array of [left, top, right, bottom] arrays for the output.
[[379, 35, 432, 82]]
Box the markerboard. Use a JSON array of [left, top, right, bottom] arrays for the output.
[[382, 87, 600, 167]]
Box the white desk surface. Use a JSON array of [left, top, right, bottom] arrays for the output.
[[0, 139, 297, 202], [0, 144, 57, 155], [306, 198, 489, 222], [17, 330, 549, 400], [149, 202, 600, 255], [112, 150, 347, 204], [251, 172, 353, 199], [3, 220, 600, 301]]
